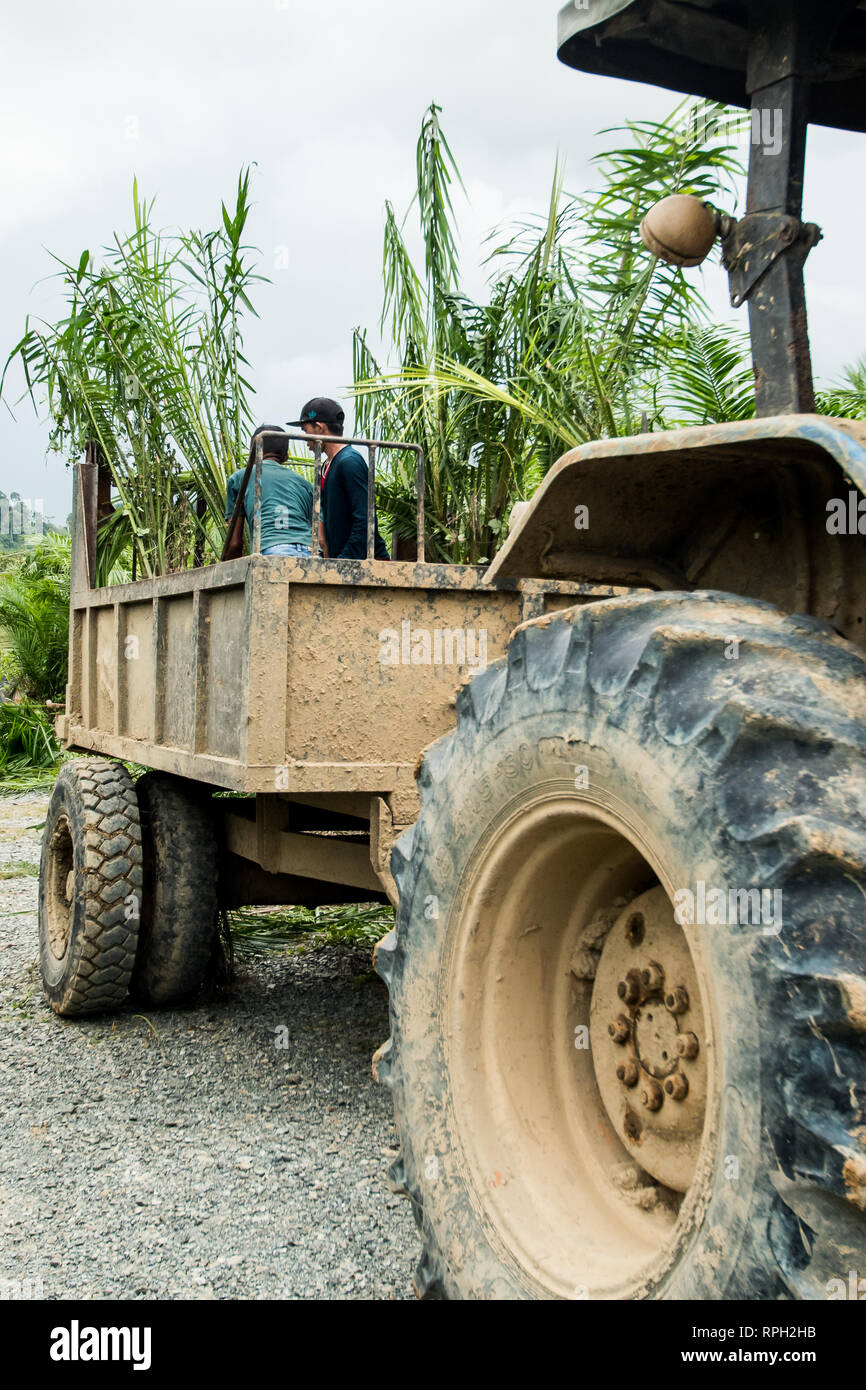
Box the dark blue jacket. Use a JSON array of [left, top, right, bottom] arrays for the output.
[[322, 446, 389, 560]]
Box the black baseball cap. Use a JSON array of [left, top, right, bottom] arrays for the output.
[[286, 397, 345, 429], [251, 424, 289, 458]]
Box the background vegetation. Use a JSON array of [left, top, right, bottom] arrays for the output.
[[0, 535, 70, 788]]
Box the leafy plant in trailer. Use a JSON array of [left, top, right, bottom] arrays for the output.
[[2, 170, 263, 580], [353, 100, 749, 563]]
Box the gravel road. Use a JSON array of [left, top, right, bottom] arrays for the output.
[[0, 792, 417, 1300]]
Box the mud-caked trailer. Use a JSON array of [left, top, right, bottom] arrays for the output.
[[40, 0, 866, 1299]]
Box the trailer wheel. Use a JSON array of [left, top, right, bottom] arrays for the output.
[[131, 773, 219, 1005], [377, 592, 866, 1299], [38, 759, 143, 1017]]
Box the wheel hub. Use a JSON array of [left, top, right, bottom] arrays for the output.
[[590, 886, 708, 1192], [442, 795, 716, 1298], [634, 994, 682, 1078], [46, 817, 75, 961]]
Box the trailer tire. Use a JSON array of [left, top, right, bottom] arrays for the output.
[[378, 591, 866, 1300], [132, 773, 219, 1005], [38, 759, 143, 1017]]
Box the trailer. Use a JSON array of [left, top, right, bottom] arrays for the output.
[[43, 442, 602, 1010]]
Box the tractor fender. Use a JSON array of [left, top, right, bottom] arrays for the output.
[[486, 416, 866, 650]]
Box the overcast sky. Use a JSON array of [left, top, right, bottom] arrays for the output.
[[2, 0, 864, 524]]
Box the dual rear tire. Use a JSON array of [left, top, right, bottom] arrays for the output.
[[38, 767, 218, 1016], [131, 772, 220, 1005]]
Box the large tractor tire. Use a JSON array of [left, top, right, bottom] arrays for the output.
[[376, 592, 866, 1299], [131, 772, 219, 1005], [38, 759, 143, 1017]]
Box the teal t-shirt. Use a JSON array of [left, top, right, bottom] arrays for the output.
[[225, 461, 314, 551]]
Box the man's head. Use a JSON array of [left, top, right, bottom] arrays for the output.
[[287, 397, 345, 450], [252, 424, 289, 463]]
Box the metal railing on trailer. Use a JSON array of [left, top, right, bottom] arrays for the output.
[[220, 429, 426, 563]]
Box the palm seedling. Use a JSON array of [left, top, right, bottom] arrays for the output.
[[353, 100, 750, 564], [2, 170, 263, 581]]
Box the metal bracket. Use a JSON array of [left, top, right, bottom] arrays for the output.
[[721, 212, 823, 309]]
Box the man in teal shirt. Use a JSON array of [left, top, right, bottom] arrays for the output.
[[224, 425, 314, 557]]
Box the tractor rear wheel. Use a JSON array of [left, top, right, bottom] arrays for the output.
[[131, 772, 219, 1006], [377, 592, 866, 1299], [38, 759, 143, 1017]]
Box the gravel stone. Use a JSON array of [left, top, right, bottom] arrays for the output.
[[0, 792, 416, 1300]]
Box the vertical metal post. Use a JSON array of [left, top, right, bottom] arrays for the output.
[[746, 78, 815, 414], [96, 461, 113, 523], [745, 1, 816, 416], [79, 461, 98, 589], [83, 608, 95, 731], [112, 603, 122, 737], [190, 588, 209, 754], [416, 448, 426, 563], [220, 445, 255, 562], [151, 597, 164, 744], [194, 492, 207, 568], [252, 436, 264, 554], [366, 444, 377, 560], [311, 441, 323, 557]]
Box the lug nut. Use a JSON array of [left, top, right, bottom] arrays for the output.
[[641, 1079, 664, 1111], [641, 961, 664, 992], [676, 1031, 699, 1060], [625, 911, 645, 946], [665, 985, 689, 1015], [617, 969, 643, 1006], [608, 1015, 631, 1044], [616, 1060, 640, 1088], [665, 1073, 689, 1101]]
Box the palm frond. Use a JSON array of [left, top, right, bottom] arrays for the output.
[[353, 99, 752, 562], [664, 323, 756, 424], [2, 171, 263, 577]]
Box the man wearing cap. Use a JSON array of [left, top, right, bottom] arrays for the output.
[[288, 397, 389, 561], [224, 424, 314, 559]]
